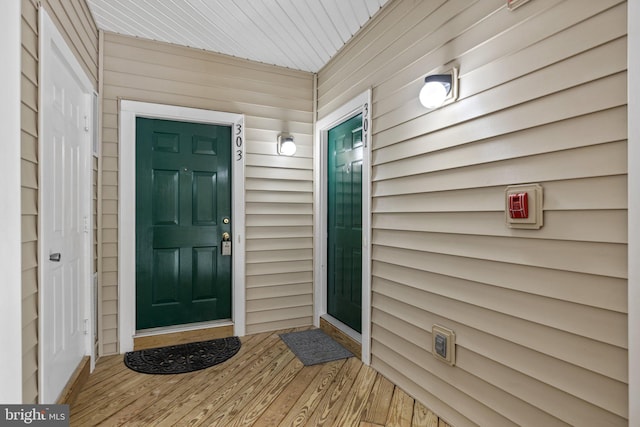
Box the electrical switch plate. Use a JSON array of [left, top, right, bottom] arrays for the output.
[[505, 184, 543, 229], [432, 325, 456, 366]]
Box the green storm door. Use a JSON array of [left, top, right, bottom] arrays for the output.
[[136, 118, 232, 330], [327, 113, 363, 333]]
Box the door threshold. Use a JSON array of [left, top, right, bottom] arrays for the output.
[[135, 319, 233, 337], [133, 320, 233, 351], [321, 315, 361, 342], [320, 315, 362, 360]]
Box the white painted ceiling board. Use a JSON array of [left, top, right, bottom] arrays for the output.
[[278, 0, 334, 63], [87, 0, 390, 72], [364, 0, 382, 16]]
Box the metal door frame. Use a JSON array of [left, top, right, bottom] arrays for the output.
[[314, 89, 372, 365]]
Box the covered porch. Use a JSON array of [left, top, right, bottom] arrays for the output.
[[70, 328, 452, 427]]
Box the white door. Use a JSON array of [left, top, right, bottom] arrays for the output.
[[40, 10, 92, 403]]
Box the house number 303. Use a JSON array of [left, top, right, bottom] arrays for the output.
[[235, 123, 243, 161]]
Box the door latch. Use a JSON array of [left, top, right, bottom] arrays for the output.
[[49, 252, 62, 262]]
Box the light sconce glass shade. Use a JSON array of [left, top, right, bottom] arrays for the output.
[[277, 134, 296, 156], [419, 69, 458, 109]]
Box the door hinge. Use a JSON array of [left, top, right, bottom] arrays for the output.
[[84, 215, 90, 234], [84, 115, 90, 133], [83, 319, 89, 335]]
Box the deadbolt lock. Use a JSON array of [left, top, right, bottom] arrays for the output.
[[223, 218, 230, 224]]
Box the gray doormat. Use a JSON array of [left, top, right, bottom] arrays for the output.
[[279, 329, 354, 366]]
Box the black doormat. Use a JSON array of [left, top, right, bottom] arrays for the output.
[[279, 329, 353, 366], [124, 336, 241, 374]]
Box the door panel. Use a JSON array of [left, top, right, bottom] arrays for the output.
[[193, 172, 217, 224], [152, 248, 180, 304], [136, 118, 232, 330], [152, 170, 179, 224], [41, 34, 89, 402], [193, 247, 218, 300], [327, 114, 363, 333]]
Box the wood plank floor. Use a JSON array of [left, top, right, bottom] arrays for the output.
[[70, 328, 452, 427]]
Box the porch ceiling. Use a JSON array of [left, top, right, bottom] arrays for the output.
[[87, 0, 390, 73]]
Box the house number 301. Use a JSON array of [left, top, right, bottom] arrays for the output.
[[363, 102, 369, 148]]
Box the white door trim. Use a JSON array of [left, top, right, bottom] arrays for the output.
[[118, 100, 246, 353], [314, 90, 372, 365], [628, 0, 639, 424], [39, 7, 94, 402], [0, 0, 22, 404]]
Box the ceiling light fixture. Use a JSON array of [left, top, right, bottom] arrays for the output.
[[419, 68, 459, 109], [277, 134, 296, 156]]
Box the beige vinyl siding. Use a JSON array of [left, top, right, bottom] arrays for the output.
[[42, 0, 99, 86], [100, 33, 314, 351], [20, 0, 98, 403], [318, 0, 628, 425]]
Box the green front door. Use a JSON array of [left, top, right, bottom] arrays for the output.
[[327, 114, 363, 333], [136, 118, 232, 330]]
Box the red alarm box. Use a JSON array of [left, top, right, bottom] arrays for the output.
[[508, 192, 528, 219]]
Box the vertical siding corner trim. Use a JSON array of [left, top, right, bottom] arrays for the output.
[[0, 0, 23, 403], [627, 0, 640, 424]]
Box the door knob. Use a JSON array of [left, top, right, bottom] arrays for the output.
[[222, 232, 231, 241], [49, 253, 61, 262]]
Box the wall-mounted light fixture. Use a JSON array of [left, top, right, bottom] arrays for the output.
[[277, 134, 296, 156], [419, 68, 459, 109]]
